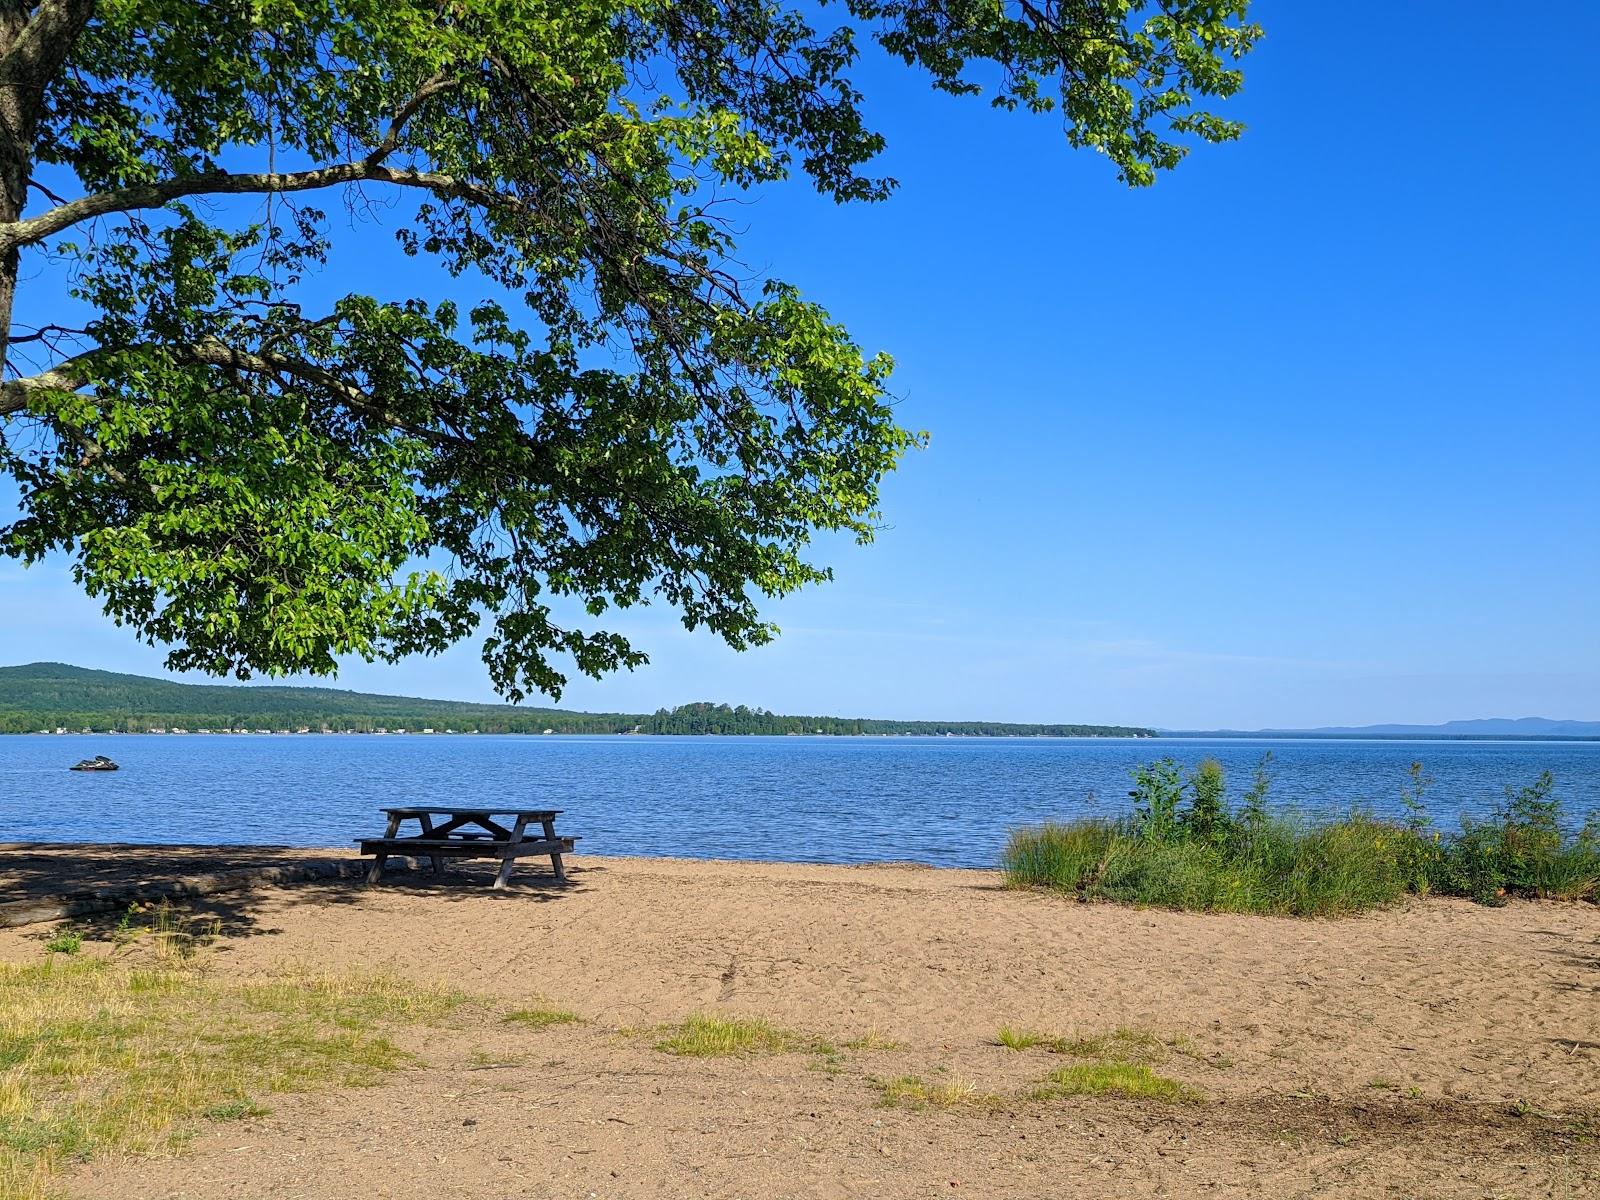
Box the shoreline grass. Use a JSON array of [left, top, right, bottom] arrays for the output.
[[1002, 758, 1599, 916]]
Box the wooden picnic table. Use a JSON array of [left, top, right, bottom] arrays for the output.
[[357, 807, 577, 889]]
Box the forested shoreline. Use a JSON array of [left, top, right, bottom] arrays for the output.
[[0, 665, 1153, 738]]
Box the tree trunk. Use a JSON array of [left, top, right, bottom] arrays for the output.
[[0, 1, 98, 377], [0, 4, 32, 373]]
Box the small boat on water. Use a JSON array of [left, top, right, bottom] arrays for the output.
[[69, 756, 120, 772]]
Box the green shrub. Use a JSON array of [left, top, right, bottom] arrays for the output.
[[1434, 820, 1508, 904], [1494, 772, 1567, 892], [1429, 772, 1599, 903], [1395, 762, 1443, 894], [1235, 751, 1275, 833], [1183, 759, 1230, 847], [1003, 761, 1597, 915], [1128, 759, 1185, 843]]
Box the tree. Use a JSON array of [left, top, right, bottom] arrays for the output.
[[0, 1, 1257, 699]]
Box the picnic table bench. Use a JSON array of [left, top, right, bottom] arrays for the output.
[[358, 807, 577, 889]]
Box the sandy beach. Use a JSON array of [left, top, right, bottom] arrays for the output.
[[3, 849, 1597, 1198]]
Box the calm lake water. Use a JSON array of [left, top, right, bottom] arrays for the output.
[[1, 735, 1596, 868]]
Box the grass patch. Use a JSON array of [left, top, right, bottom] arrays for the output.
[[503, 1005, 583, 1029], [871, 1075, 997, 1110], [0, 956, 466, 1200], [840, 1029, 900, 1052], [236, 973, 467, 1027], [1002, 758, 1600, 915], [41, 932, 81, 957], [996, 1025, 1210, 1065], [996, 1026, 1047, 1051], [467, 1048, 525, 1068], [200, 1099, 269, 1122], [1031, 1062, 1200, 1104], [651, 1013, 819, 1058]]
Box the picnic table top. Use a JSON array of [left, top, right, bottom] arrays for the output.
[[381, 806, 562, 818]]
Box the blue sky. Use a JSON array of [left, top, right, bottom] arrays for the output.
[[2, 2, 1597, 728]]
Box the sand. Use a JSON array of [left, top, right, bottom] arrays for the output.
[[2, 850, 1596, 1198]]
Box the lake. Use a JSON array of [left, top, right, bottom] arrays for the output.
[[1, 735, 1596, 869]]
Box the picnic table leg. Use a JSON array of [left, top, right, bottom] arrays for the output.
[[419, 813, 446, 875], [366, 811, 403, 884], [541, 815, 567, 883], [493, 816, 529, 891]]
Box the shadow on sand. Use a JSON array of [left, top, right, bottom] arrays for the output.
[[1, 843, 589, 942]]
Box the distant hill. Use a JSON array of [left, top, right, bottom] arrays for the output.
[[0, 663, 1153, 738], [1293, 717, 1600, 738], [1169, 717, 1600, 740]]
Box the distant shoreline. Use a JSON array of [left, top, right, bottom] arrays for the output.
[[0, 663, 1153, 739], [4, 729, 1598, 743], [1158, 732, 1600, 743]]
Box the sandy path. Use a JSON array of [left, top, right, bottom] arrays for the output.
[[3, 853, 1596, 1197]]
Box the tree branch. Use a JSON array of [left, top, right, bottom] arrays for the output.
[[1, 68, 457, 252], [0, 338, 373, 414], [0, 161, 485, 252], [364, 71, 455, 165], [0, 337, 462, 450]]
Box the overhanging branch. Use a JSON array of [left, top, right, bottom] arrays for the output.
[[0, 161, 484, 253], [0, 358, 88, 413], [2, 64, 458, 253], [0, 338, 465, 452]]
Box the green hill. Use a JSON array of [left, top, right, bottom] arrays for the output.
[[0, 663, 1154, 738]]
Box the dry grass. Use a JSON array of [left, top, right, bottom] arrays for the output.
[[1055, 1028, 1173, 1063], [106, 900, 222, 963], [871, 1075, 999, 1110], [0, 954, 467, 1200]]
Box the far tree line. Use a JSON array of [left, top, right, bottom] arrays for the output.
[[0, 701, 1153, 739]]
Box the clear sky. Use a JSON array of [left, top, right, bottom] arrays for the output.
[[2, 2, 1597, 729]]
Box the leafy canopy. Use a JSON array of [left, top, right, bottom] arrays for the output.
[[0, 1, 1257, 698]]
